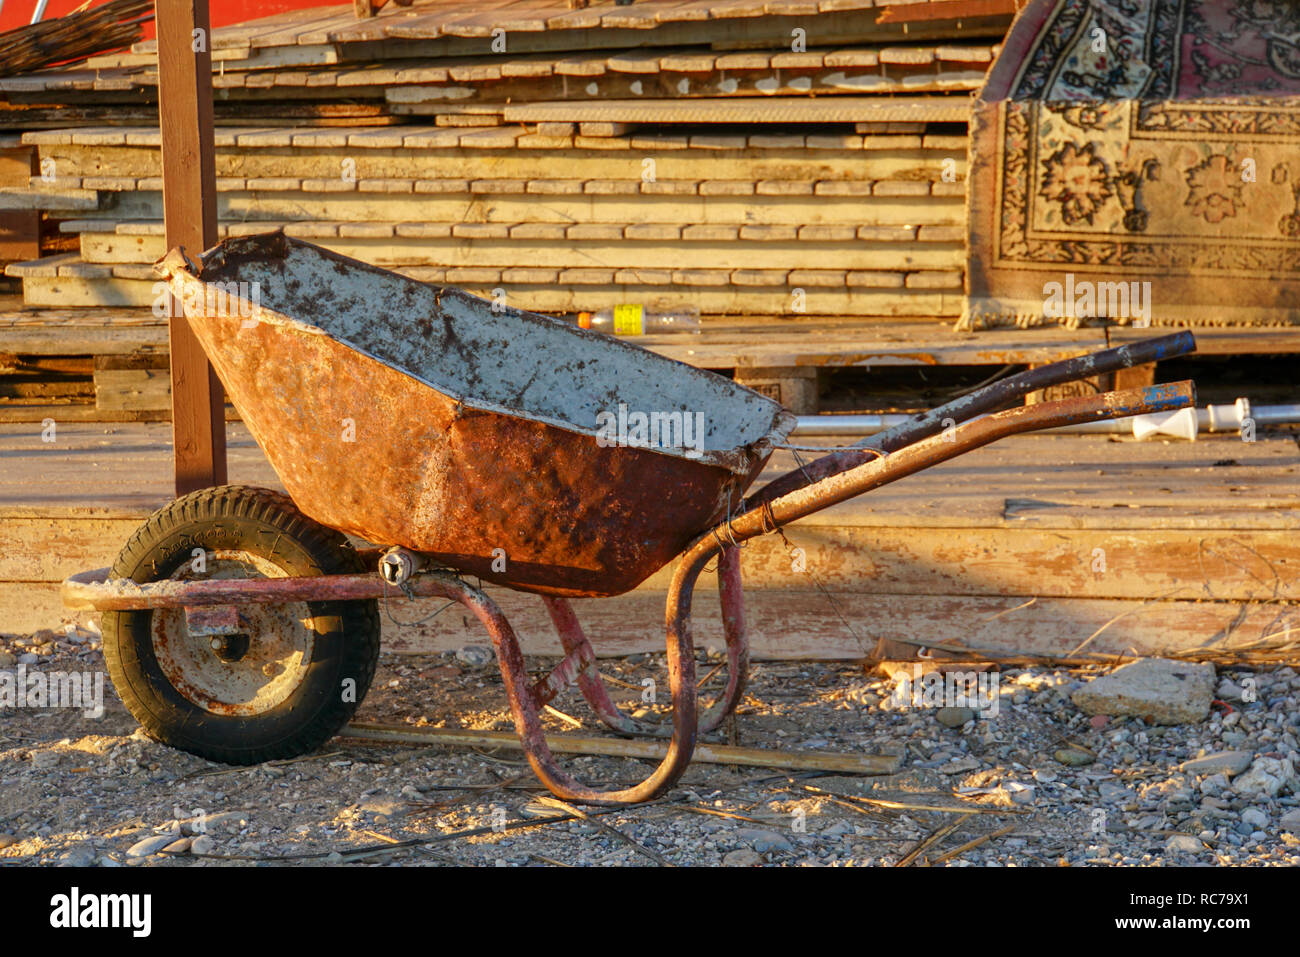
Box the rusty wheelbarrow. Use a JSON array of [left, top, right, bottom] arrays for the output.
[[62, 232, 1199, 804]]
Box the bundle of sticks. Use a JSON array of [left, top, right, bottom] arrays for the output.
[[0, 0, 154, 77]]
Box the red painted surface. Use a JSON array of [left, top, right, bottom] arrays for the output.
[[0, 0, 333, 41]]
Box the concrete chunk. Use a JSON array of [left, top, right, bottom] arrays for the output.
[[1071, 658, 1215, 725]]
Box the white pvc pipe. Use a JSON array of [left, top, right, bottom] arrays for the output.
[[792, 399, 1300, 439]]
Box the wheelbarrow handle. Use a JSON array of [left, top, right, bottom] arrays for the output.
[[720, 380, 1195, 566], [746, 331, 1196, 511]]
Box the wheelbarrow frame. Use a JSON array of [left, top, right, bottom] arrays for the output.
[[64, 331, 1198, 804]]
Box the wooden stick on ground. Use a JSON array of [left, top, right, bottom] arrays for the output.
[[342, 722, 902, 775], [535, 795, 673, 867], [528, 852, 573, 867], [925, 824, 1017, 865], [896, 812, 974, 867], [801, 784, 1029, 815]]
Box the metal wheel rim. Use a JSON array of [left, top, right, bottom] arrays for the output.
[[151, 550, 317, 716]]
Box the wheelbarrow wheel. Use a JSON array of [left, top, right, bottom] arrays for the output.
[[100, 484, 380, 765]]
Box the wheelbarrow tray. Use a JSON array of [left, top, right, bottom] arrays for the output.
[[157, 232, 794, 598]]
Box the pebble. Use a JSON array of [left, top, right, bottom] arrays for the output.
[[1241, 807, 1269, 829], [1216, 679, 1246, 702], [30, 751, 59, 770], [162, 837, 192, 854], [197, 811, 250, 833], [1098, 781, 1132, 803], [1165, 834, 1203, 854], [935, 707, 976, 729], [1054, 748, 1095, 766], [1199, 773, 1230, 796], [356, 797, 407, 822], [1279, 808, 1300, 831], [191, 835, 215, 856], [126, 833, 178, 858], [18, 652, 38, 665], [0, 834, 19, 849], [57, 845, 97, 867], [455, 646, 493, 667], [735, 828, 794, 854], [1180, 750, 1253, 778], [722, 848, 763, 867], [0, 651, 15, 667], [1233, 757, 1295, 799]]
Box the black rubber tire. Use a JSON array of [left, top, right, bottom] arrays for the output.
[[100, 485, 380, 765]]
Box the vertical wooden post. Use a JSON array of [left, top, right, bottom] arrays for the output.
[[156, 0, 227, 495]]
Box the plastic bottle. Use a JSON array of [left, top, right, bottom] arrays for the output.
[[577, 303, 701, 335]]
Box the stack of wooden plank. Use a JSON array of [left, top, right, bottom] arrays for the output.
[[0, 0, 1023, 417]]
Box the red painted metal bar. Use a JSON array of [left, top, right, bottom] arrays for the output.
[[542, 596, 654, 736], [531, 636, 598, 708], [541, 543, 748, 738], [698, 545, 749, 733], [745, 331, 1197, 512]]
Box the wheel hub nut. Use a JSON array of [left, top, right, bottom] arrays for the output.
[[209, 633, 250, 662]]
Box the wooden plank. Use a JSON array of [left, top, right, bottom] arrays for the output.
[[94, 367, 171, 412], [37, 189, 969, 228], [503, 96, 973, 124], [0, 210, 40, 261], [604, 1, 711, 29], [384, 0, 531, 39], [8, 578, 1295, 661], [379, 592, 1300, 661], [248, 8, 360, 49], [156, 0, 226, 495], [307, 3, 432, 44], [19, 281, 951, 318], [876, 0, 1019, 22], [34, 140, 965, 181]]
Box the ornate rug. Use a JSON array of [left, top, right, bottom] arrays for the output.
[[963, 0, 1300, 330]]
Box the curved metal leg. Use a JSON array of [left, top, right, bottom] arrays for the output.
[[698, 545, 749, 733], [543, 544, 750, 738], [432, 572, 700, 804], [541, 595, 658, 737]]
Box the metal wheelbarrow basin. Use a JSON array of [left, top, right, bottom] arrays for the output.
[[157, 232, 794, 598]]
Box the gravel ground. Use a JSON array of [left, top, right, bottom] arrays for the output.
[[2, 624, 1299, 867]]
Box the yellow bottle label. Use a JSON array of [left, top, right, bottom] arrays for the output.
[[613, 303, 645, 335]]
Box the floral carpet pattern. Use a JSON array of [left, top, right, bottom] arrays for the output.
[[963, 0, 1300, 329]]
